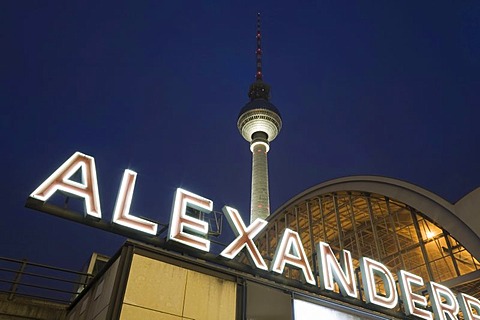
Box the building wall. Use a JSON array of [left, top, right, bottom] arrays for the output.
[[67, 257, 120, 320], [120, 254, 236, 320]]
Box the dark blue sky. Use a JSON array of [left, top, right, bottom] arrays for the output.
[[2, 1, 480, 270]]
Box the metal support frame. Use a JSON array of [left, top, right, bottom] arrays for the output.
[[443, 230, 461, 277], [385, 197, 406, 270], [26, 197, 169, 247], [318, 197, 327, 242], [410, 209, 435, 281], [366, 195, 381, 260], [295, 207, 300, 241], [332, 193, 344, 250], [306, 200, 317, 277], [347, 193, 362, 259]]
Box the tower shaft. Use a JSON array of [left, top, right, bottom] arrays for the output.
[[250, 141, 270, 223]]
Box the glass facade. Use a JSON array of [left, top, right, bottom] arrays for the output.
[[253, 191, 480, 300]]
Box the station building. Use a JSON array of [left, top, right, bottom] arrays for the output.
[[60, 175, 480, 320]]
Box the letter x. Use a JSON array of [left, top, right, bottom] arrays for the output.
[[220, 206, 268, 270]]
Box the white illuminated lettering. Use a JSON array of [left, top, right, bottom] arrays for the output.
[[457, 293, 480, 320], [30, 152, 478, 320], [112, 170, 158, 235], [220, 206, 268, 270], [167, 188, 212, 252], [428, 282, 459, 320], [398, 270, 433, 320], [316, 242, 358, 298], [360, 257, 398, 309], [30, 151, 101, 218], [271, 229, 316, 285]]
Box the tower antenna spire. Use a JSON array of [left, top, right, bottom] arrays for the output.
[[256, 12, 263, 81], [248, 12, 270, 101]]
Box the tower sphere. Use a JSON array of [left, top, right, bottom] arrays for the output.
[[237, 85, 282, 143]]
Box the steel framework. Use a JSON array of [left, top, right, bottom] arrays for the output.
[[252, 190, 480, 302]]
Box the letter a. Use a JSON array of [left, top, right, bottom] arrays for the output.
[[271, 229, 316, 285], [30, 152, 101, 218]]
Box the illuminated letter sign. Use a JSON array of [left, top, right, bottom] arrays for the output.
[[112, 170, 158, 235], [28, 151, 479, 320], [168, 188, 213, 252], [398, 270, 432, 320], [428, 282, 459, 320], [220, 206, 268, 270], [30, 152, 101, 218], [317, 242, 358, 298], [271, 229, 316, 285], [360, 257, 398, 309], [458, 293, 480, 320]]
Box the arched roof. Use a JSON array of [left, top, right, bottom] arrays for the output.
[[272, 175, 480, 261]]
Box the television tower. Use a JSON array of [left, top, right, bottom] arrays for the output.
[[237, 13, 282, 223]]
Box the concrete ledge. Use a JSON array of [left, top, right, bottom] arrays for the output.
[[0, 293, 67, 320]]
